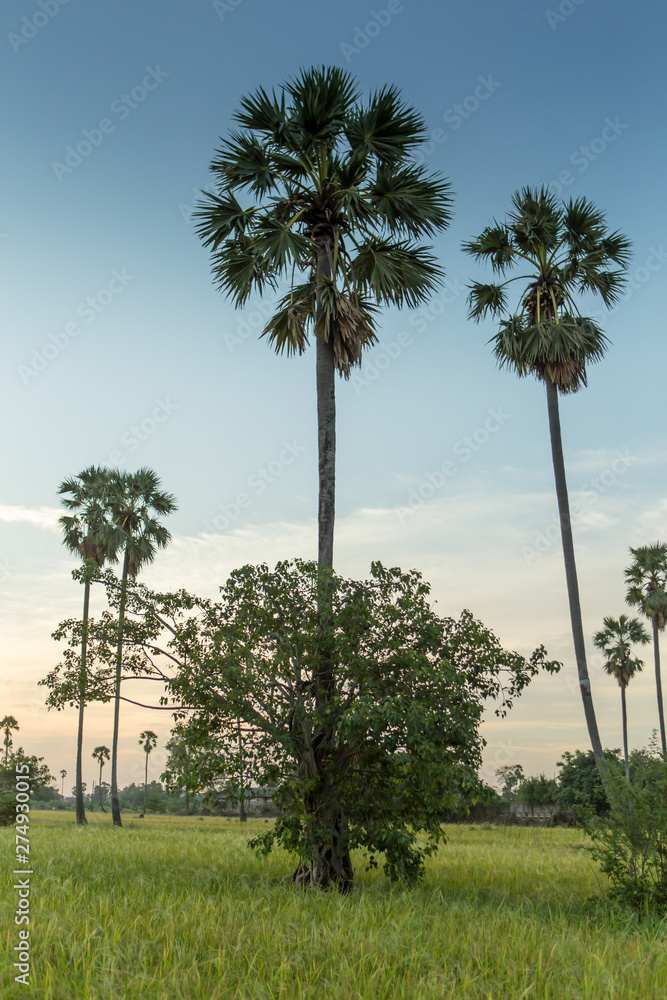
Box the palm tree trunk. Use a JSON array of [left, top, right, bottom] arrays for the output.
[[110, 546, 130, 828], [75, 580, 91, 825], [316, 242, 335, 571], [545, 377, 604, 765], [621, 684, 630, 782], [144, 752, 148, 816], [652, 619, 667, 753]]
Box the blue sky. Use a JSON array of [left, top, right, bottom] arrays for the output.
[[1, 0, 666, 790]]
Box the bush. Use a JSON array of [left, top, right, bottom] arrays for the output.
[[0, 791, 15, 826], [517, 774, 559, 806], [556, 749, 621, 820], [588, 750, 667, 914]]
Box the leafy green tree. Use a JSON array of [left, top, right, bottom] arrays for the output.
[[138, 730, 158, 816], [59, 465, 122, 825], [91, 746, 110, 812], [194, 66, 451, 575], [163, 731, 206, 815], [464, 187, 631, 770], [594, 615, 650, 780], [516, 774, 559, 806], [119, 559, 560, 891], [1, 715, 19, 765], [556, 748, 621, 819], [625, 542, 667, 753], [145, 789, 166, 814], [106, 468, 176, 828], [496, 764, 525, 801]]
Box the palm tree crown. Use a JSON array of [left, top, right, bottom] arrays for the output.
[[464, 186, 631, 392], [108, 468, 177, 575], [625, 541, 667, 753], [625, 543, 667, 628], [593, 614, 649, 688], [58, 466, 123, 570], [194, 65, 452, 376], [1, 715, 19, 764]]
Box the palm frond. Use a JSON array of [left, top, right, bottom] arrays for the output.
[[210, 132, 280, 196], [346, 85, 427, 164], [193, 192, 257, 247], [286, 65, 359, 147], [350, 239, 443, 307], [260, 282, 314, 356], [315, 278, 378, 376], [462, 225, 516, 272], [467, 282, 508, 321], [369, 164, 453, 238]]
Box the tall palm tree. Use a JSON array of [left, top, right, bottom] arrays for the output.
[[195, 69, 451, 889], [107, 469, 177, 828], [138, 730, 158, 817], [59, 466, 123, 825], [593, 615, 649, 780], [59, 769, 67, 797], [625, 542, 667, 753], [464, 187, 631, 769], [91, 746, 110, 811], [194, 65, 452, 574], [1, 715, 19, 765]]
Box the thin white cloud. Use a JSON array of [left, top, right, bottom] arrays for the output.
[[0, 505, 60, 530]]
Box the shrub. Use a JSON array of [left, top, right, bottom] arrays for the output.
[[588, 750, 667, 914], [0, 791, 15, 826]]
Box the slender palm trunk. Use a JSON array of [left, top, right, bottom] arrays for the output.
[[621, 684, 630, 782], [110, 546, 130, 827], [316, 243, 335, 571], [238, 719, 246, 823], [99, 763, 106, 811], [545, 378, 604, 765], [75, 580, 91, 825], [144, 753, 148, 815], [652, 619, 667, 753]]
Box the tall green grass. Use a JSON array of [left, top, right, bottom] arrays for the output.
[[2, 813, 665, 999]]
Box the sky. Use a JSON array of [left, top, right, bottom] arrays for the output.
[[1, 0, 666, 794]]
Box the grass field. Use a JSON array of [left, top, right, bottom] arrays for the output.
[[2, 812, 666, 999]]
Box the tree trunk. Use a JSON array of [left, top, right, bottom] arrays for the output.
[[316, 243, 335, 571], [110, 546, 130, 828], [184, 787, 189, 814], [75, 580, 91, 826], [652, 619, 667, 754], [292, 776, 353, 893], [621, 684, 630, 782], [545, 378, 604, 765], [144, 753, 148, 815]]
